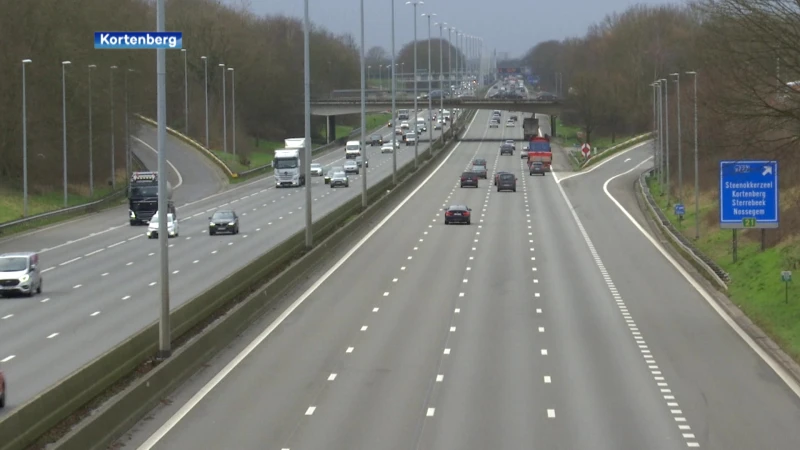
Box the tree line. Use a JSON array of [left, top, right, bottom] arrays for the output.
[[0, 0, 362, 195]]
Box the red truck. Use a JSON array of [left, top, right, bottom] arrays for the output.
[[527, 136, 552, 172]]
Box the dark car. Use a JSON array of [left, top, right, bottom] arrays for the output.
[[0, 369, 5, 408], [473, 158, 487, 167], [494, 170, 511, 185], [500, 144, 514, 155], [444, 204, 472, 225], [529, 161, 546, 176], [471, 164, 488, 179], [369, 134, 383, 146], [209, 210, 239, 235], [510, 114, 519, 122], [460, 171, 479, 188], [497, 173, 517, 192]]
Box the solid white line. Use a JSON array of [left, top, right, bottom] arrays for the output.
[[1, 314, 12, 320], [59, 257, 81, 266], [554, 140, 652, 184], [601, 156, 800, 399], [47, 333, 59, 339], [131, 136, 184, 189], [0, 355, 15, 363], [135, 111, 480, 450], [327, 373, 337, 381]]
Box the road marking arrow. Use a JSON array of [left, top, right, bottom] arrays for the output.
[[762, 165, 773, 176]]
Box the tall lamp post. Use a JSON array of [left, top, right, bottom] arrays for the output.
[[201, 56, 209, 148], [436, 21, 446, 141], [686, 71, 699, 239], [125, 69, 134, 183], [656, 81, 664, 185], [447, 27, 453, 95], [671, 72, 683, 204], [360, 0, 368, 207], [181, 48, 188, 135], [390, 0, 398, 186], [302, 0, 313, 248], [219, 63, 227, 153], [21, 59, 32, 217], [423, 12, 436, 149], [228, 67, 236, 156], [88, 64, 96, 197], [62, 61, 71, 207], [406, 0, 424, 169], [155, 0, 171, 359], [650, 82, 659, 173], [661, 77, 670, 204], [110, 65, 118, 190]]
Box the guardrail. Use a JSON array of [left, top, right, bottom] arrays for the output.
[[0, 109, 475, 450], [638, 168, 730, 288], [574, 132, 654, 169]]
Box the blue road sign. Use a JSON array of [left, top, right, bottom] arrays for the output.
[[719, 160, 779, 229], [674, 203, 685, 216]]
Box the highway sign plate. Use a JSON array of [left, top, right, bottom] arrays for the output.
[[674, 203, 685, 216], [719, 160, 779, 229], [782, 271, 792, 282], [581, 143, 591, 158]]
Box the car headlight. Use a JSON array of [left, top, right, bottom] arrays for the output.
[[210, 222, 216, 226], [20, 274, 30, 283], [228, 222, 235, 226]]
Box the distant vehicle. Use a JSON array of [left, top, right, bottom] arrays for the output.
[[405, 132, 417, 146], [0, 252, 42, 298], [471, 164, 488, 179], [529, 161, 546, 176], [397, 109, 410, 120], [460, 171, 479, 188], [274, 147, 306, 187], [0, 369, 5, 408], [208, 210, 239, 235], [489, 119, 500, 128], [310, 162, 324, 176], [129, 171, 174, 225], [147, 211, 179, 239], [356, 155, 368, 168], [443, 204, 472, 225], [527, 136, 553, 172], [497, 173, 517, 192], [400, 121, 410, 130], [500, 144, 514, 155], [381, 143, 395, 153], [345, 140, 361, 159], [504, 139, 516, 149], [416, 117, 427, 132], [343, 159, 360, 174], [473, 158, 487, 166], [523, 117, 540, 141], [324, 165, 343, 184], [520, 148, 529, 159], [510, 114, 519, 122], [506, 119, 515, 127], [369, 134, 383, 146], [330, 171, 350, 188], [494, 170, 512, 185], [395, 127, 404, 135]]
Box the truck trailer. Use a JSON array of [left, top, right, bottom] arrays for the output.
[[273, 138, 306, 187]]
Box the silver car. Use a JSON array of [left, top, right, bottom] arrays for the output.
[[0, 252, 43, 297], [330, 171, 349, 188], [310, 162, 323, 176], [343, 159, 360, 174]]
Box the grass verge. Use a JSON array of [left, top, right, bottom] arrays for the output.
[[646, 177, 800, 362]]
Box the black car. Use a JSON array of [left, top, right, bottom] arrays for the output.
[[529, 161, 546, 176], [473, 158, 487, 167], [471, 164, 488, 179], [510, 114, 519, 122], [494, 170, 511, 185], [369, 134, 383, 146], [497, 173, 517, 192], [444, 204, 472, 225], [500, 144, 514, 155], [209, 210, 239, 235], [460, 171, 479, 188]]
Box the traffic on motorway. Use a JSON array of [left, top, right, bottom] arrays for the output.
[[0, 105, 455, 412]]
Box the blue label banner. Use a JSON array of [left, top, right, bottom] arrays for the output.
[[94, 32, 182, 49], [719, 160, 779, 229]]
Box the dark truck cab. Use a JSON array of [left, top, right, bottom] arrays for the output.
[[128, 172, 175, 225]]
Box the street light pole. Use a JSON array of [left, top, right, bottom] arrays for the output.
[[181, 48, 188, 135], [423, 12, 436, 151], [228, 68, 236, 156], [436, 21, 445, 142], [201, 56, 209, 149], [155, 0, 171, 359], [21, 59, 32, 217], [390, 0, 398, 186], [62, 61, 71, 207], [407, 0, 423, 169], [651, 82, 658, 172], [360, 0, 368, 208], [219, 63, 227, 153], [303, 0, 313, 248], [671, 72, 682, 204], [447, 27, 453, 94], [662, 78, 670, 205], [125, 69, 134, 182], [88, 64, 96, 197], [686, 71, 699, 239], [110, 65, 117, 190]]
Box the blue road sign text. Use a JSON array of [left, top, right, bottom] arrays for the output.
[[674, 204, 685, 216], [719, 160, 779, 229], [94, 32, 182, 49]]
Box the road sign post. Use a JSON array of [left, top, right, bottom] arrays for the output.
[[719, 160, 779, 262], [581, 143, 591, 159], [674, 203, 685, 227], [781, 270, 792, 304]]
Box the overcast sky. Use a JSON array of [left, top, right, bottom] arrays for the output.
[[226, 0, 679, 57]]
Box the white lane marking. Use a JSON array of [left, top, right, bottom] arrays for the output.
[[90, 311, 101, 316], [40, 297, 50, 303], [42, 267, 55, 273], [108, 241, 126, 248], [539, 327, 545, 333], [149, 282, 157, 286], [1, 355, 15, 362], [455, 308, 461, 314], [85, 249, 104, 257], [127, 262, 133, 266], [173, 270, 180, 274], [555, 159, 699, 447], [373, 307, 379, 312], [436, 374, 444, 382], [541, 349, 548, 355], [73, 284, 82, 289], [132, 136, 184, 189], [554, 139, 651, 183], [305, 406, 316, 415], [547, 409, 556, 418], [360, 326, 368, 331], [443, 348, 451, 355], [122, 295, 131, 300], [0, 313, 12, 320], [383, 292, 389, 297], [328, 373, 337, 381], [59, 257, 81, 266], [450, 326, 456, 332], [134, 112, 479, 450], [426, 408, 435, 417], [193, 260, 199, 264], [47, 333, 59, 339], [544, 376, 551, 383], [346, 347, 354, 353], [102, 272, 109, 277], [149, 252, 155, 256]]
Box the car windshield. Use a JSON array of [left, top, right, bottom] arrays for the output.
[[0, 257, 28, 272], [130, 186, 158, 197], [333, 171, 346, 177], [212, 212, 234, 221], [500, 174, 515, 181], [274, 158, 298, 169], [346, 144, 360, 150], [150, 213, 174, 223], [473, 165, 486, 171], [311, 163, 321, 169], [407, 133, 417, 138], [370, 135, 380, 140]]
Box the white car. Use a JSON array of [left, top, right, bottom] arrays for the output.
[[381, 143, 395, 153], [147, 212, 179, 239], [506, 120, 515, 127], [310, 163, 324, 176], [489, 120, 499, 128], [400, 121, 410, 130]]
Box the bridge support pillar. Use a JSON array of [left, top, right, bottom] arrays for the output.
[[326, 115, 337, 143], [551, 115, 557, 137]]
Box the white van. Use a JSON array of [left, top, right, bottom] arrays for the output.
[[416, 117, 427, 132], [345, 140, 361, 159], [0, 252, 42, 297]]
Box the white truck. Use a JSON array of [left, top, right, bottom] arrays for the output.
[[273, 138, 306, 188], [345, 140, 362, 159]]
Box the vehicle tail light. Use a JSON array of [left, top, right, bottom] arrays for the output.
[[463, 211, 470, 216], [446, 211, 454, 216], [461, 177, 466, 181]]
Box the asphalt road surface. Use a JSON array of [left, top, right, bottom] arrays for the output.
[[117, 113, 800, 450], [0, 111, 453, 412]]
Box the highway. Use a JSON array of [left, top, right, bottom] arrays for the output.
[[0, 110, 452, 412], [115, 108, 800, 450]]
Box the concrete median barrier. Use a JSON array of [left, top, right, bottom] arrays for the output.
[[0, 110, 474, 450]]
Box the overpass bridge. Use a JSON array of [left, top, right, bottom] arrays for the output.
[[310, 98, 565, 116]]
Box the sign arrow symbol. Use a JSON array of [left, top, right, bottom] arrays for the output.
[[624, 158, 631, 162], [762, 165, 773, 176]]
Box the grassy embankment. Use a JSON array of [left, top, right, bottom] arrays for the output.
[[554, 117, 638, 169], [647, 179, 800, 362], [207, 113, 391, 174]]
